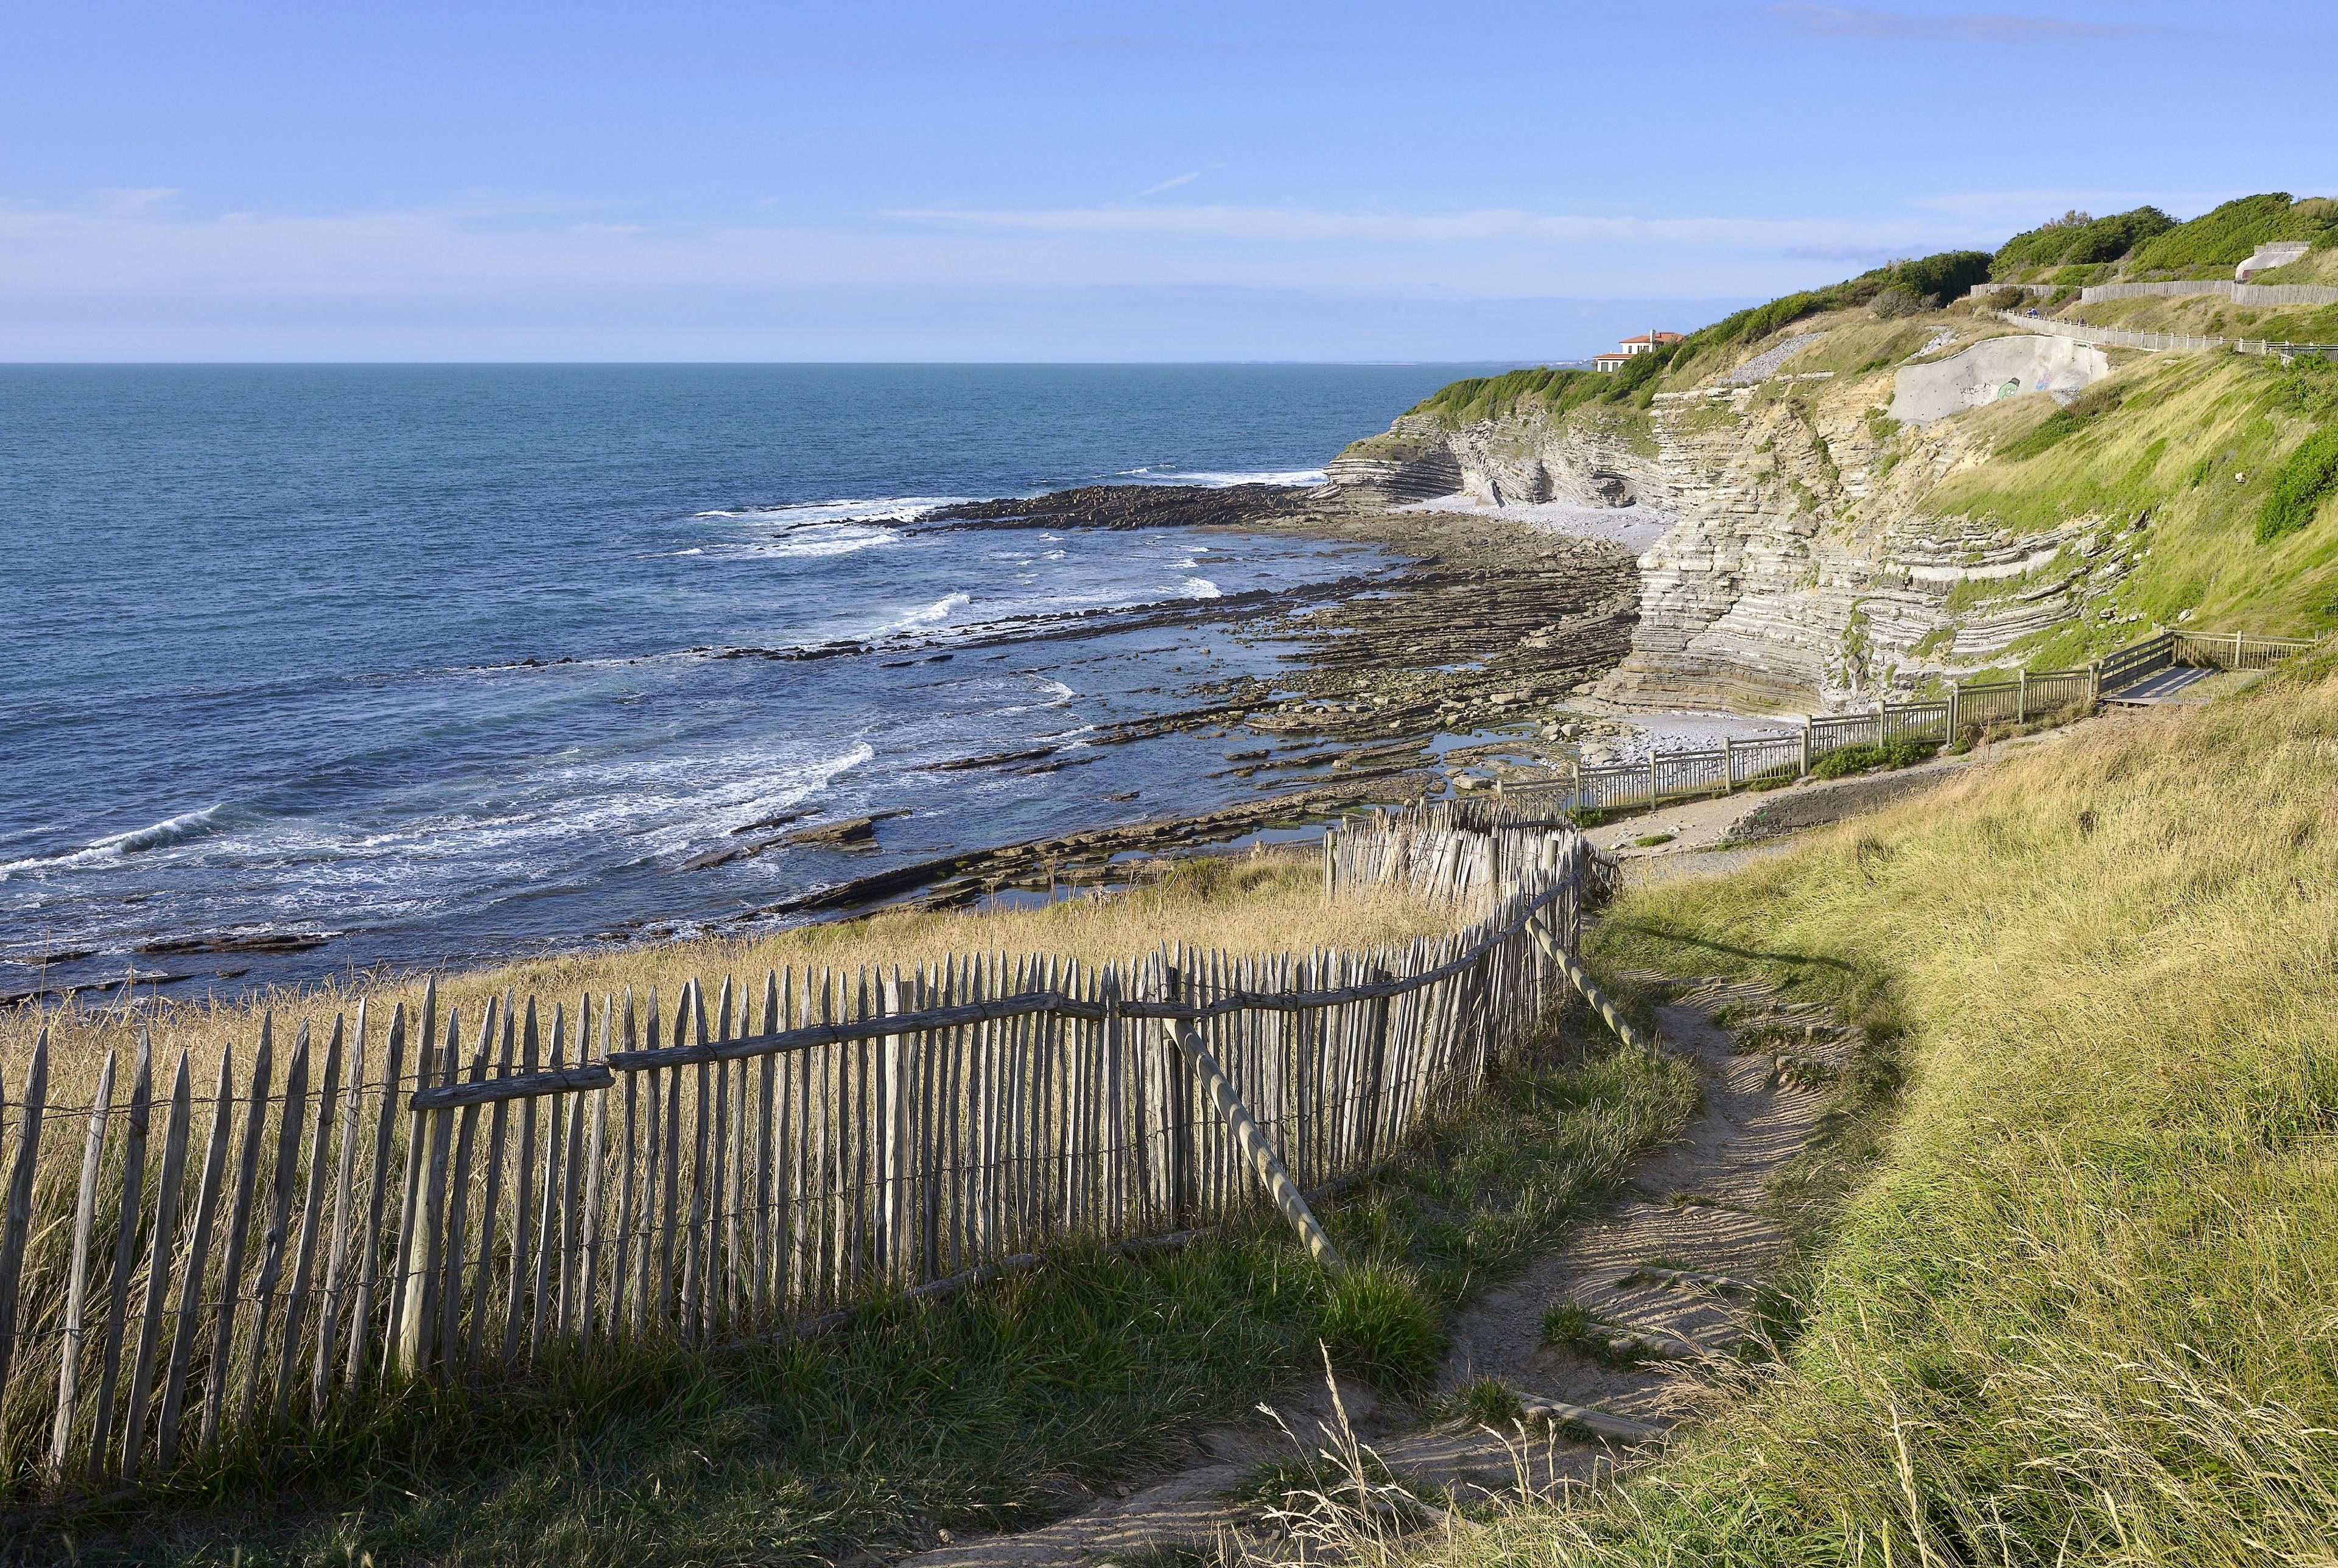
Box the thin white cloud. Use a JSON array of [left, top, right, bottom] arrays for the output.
[[1139, 170, 1205, 196], [1772, 4, 2153, 41], [882, 202, 1969, 251]]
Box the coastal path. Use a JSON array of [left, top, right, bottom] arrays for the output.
[[893, 978, 1840, 1568]]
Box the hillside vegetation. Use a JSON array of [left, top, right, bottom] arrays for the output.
[[1407, 253, 1991, 428], [1387, 194, 2338, 659], [1922, 351, 2338, 639], [1416, 652, 2338, 1567], [1993, 192, 2338, 284]]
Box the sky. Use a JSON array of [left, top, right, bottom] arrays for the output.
[[4, 0, 2334, 362]]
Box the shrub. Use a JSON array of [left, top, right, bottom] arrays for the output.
[[2257, 427, 2338, 543], [1318, 1264, 1444, 1393], [1873, 251, 1992, 302], [1870, 287, 1921, 320], [1993, 206, 2175, 276], [1808, 740, 1937, 779], [2272, 353, 2338, 421], [2130, 192, 2336, 270]]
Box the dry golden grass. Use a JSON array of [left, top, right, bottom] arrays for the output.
[[1, 849, 1459, 1099], [1339, 656, 2338, 1565]]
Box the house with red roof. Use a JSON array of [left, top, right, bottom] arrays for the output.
[[1592, 330, 1683, 371]]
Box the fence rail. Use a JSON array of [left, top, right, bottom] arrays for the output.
[[1993, 310, 2226, 352], [2078, 279, 2338, 307], [1485, 625, 2315, 819], [1994, 311, 2338, 361], [0, 821, 1598, 1499]]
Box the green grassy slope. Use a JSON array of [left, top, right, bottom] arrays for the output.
[[1428, 653, 2338, 1567], [1923, 351, 2338, 637]]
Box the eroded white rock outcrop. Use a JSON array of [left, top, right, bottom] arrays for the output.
[[1325, 337, 2143, 715]]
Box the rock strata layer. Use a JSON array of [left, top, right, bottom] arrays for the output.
[[1325, 326, 2147, 715]]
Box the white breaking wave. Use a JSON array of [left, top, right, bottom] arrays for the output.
[[693, 496, 965, 527], [1180, 576, 1223, 599], [1140, 468, 1327, 488], [885, 591, 970, 634], [0, 803, 230, 878], [728, 523, 903, 560]]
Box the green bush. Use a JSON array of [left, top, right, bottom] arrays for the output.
[[1872, 250, 1992, 302], [2130, 192, 2336, 270], [1808, 740, 1937, 779], [2257, 427, 2338, 544], [1319, 1264, 1445, 1393], [1992, 206, 2175, 276]]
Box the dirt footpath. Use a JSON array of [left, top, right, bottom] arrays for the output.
[[894, 979, 1848, 1568]]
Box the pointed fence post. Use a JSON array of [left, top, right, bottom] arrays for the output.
[[1156, 1016, 1342, 1276]]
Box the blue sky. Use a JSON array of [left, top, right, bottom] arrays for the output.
[[4, 1, 2333, 362]]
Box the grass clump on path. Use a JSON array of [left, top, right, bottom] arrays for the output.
[[1419, 658, 2338, 1566], [17, 968, 1693, 1566]]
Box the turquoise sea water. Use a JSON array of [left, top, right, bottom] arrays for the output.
[[1, 364, 1491, 998]]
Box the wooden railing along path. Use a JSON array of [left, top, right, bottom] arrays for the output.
[[0, 819, 1601, 1499], [1490, 626, 2315, 819]]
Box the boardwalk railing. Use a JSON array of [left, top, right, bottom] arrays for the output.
[[0, 819, 1598, 1499], [1489, 625, 2315, 819], [1994, 310, 2338, 361]]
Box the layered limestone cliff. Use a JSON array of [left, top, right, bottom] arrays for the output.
[[1325, 405, 1668, 508], [1326, 327, 2143, 716]]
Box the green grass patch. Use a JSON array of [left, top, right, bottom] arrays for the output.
[[1806, 740, 1936, 779], [1226, 1449, 1400, 1508], [1631, 833, 1675, 847], [1538, 1303, 1659, 1370], [1427, 1376, 1526, 1429], [1319, 1264, 1444, 1393], [2258, 426, 2338, 543]]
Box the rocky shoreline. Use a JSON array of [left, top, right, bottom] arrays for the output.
[[647, 483, 1659, 925], [15, 483, 1665, 1006]]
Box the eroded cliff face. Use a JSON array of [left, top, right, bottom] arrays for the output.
[[1327, 355, 2140, 716], [1326, 407, 1669, 508]]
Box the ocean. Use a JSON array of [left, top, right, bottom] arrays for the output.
[[0, 363, 1492, 999]]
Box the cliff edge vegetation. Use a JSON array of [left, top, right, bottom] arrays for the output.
[[1327, 197, 2338, 715]]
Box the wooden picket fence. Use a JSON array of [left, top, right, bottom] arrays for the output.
[[1500, 625, 2315, 817], [0, 819, 1595, 1499]]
